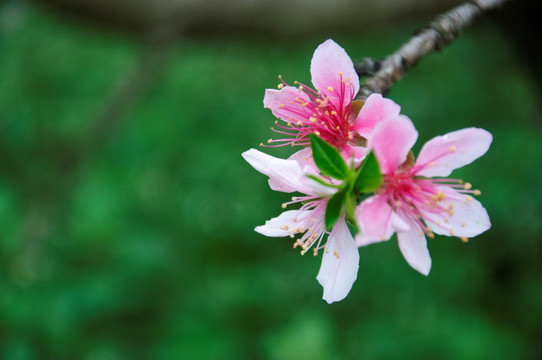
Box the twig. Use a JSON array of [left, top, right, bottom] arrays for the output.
[[355, 0, 512, 100]]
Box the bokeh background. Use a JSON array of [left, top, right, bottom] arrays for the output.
[[1, 0, 541, 359]]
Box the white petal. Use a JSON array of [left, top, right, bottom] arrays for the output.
[[317, 218, 359, 304], [242, 149, 311, 194], [397, 216, 431, 276], [425, 186, 491, 238], [255, 210, 305, 237]]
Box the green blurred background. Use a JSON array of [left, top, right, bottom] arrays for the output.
[[1, 0, 541, 359]]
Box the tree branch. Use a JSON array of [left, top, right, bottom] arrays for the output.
[[355, 0, 512, 100]]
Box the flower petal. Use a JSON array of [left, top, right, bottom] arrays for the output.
[[310, 39, 359, 110], [397, 216, 431, 275], [424, 186, 491, 238], [317, 217, 359, 304], [242, 149, 310, 194], [288, 147, 317, 172], [263, 86, 311, 123], [370, 116, 418, 175], [355, 195, 407, 246], [255, 210, 308, 237], [415, 128, 493, 177], [351, 94, 401, 138]]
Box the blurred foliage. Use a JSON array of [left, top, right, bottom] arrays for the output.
[[1, 3, 541, 360]]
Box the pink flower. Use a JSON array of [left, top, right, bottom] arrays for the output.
[[263, 39, 401, 161], [355, 117, 492, 275], [242, 148, 359, 303]]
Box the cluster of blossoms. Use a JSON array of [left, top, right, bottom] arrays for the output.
[[242, 39, 492, 303]]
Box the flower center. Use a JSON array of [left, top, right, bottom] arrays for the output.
[[265, 74, 357, 151], [382, 169, 481, 240]]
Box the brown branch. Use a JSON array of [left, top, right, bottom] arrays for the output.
[[355, 0, 512, 100]]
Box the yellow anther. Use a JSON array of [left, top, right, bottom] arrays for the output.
[[464, 182, 472, 190], [325, 111, 330, 116], [314, 131, 320, 136], [379, 235, 386, 240], [294, 80, 299, 85], [298, 86, 303, 92], [448, 209, 454, 216], [461, 237, 469, 243], [280, 225, 289, 231], [339, 72, 343, 76], [428, 232, 435, 239], [461, 222, 466, 227], [309, 117, 317, 123], [313, 249, 319, 256], [449, 145, 456, 153], [449, 203, 454, 209], [296, 120, 303, 126], [333, 250, 339, 258], [267, 138, 273, 144], [277, 104, 284, 109], [395, 201, 402, 208], [449, 229, 455, 236], [278, 74, 282, 79], [300, 249, 307, 255], [281, 203, 287, 209], [259, 142, 263, 147], [428, 162, 434, 167], [278, 83, 284, 89], [292, 196, 297, 201], [331, 111, 337, 116], [465, 195, 473, 202], [474, 190, 481, 196], [327, 86, 334, 92]]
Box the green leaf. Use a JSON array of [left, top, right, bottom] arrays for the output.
[[310, 134, 348, 180], [325, 188, 347, 231], [306, 174, 341, 188], [354, 151, 383, 193]]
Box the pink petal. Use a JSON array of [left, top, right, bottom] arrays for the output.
[[370, 116, 418, 175], [415, 128, 493, 177], [424, 186, 491, 238], [310, 39, 359, 110], [263, 86, 311, 122], [351, 94, 401, 138], [255, 210, 308, 237], [355, 195, 407, 246], [242, 149, 309, 194], [397, 216, 431, 275], [288, 147, 317, 172], [316, 217, 359, 304]]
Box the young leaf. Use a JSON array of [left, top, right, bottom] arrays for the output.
[[325, 187, 347, 231], [354, 151, 383, 193], [310, 134, 348, 180], [306, 174, 341, 188]]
